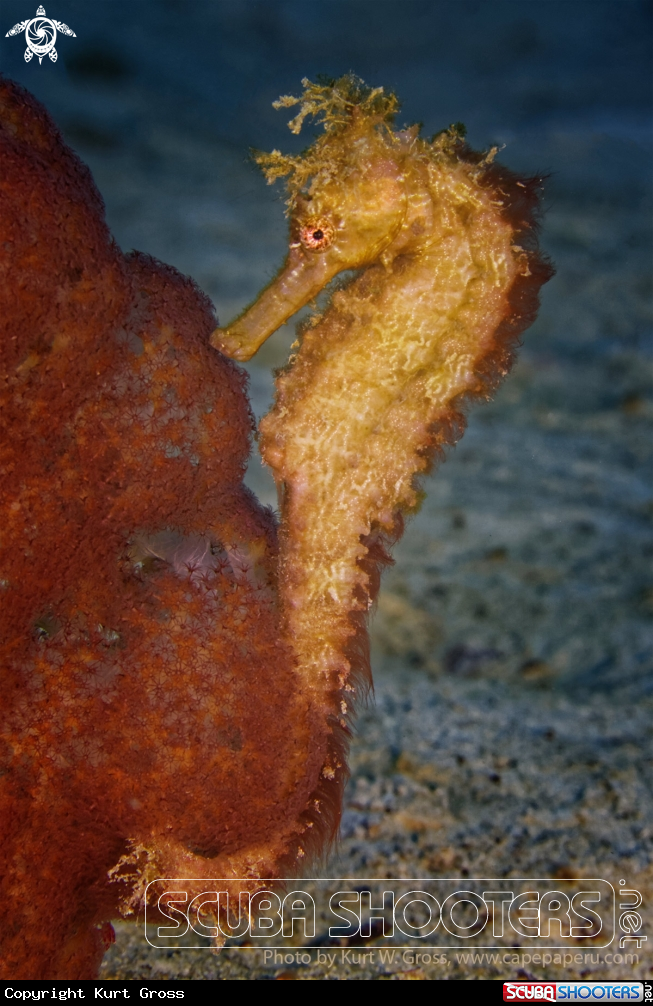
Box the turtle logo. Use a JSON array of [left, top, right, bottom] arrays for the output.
[[5, 5, 76, 64]]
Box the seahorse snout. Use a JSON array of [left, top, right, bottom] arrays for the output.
[[211, 244, 339, 361]]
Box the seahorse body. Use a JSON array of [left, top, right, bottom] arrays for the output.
[[214, 75, 553, 763]]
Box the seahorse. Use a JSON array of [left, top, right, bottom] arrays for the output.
[[213, 74, 553, 777], [0, 73, 551, 979]]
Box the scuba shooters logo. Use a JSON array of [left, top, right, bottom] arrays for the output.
[[144, 878, 623, 949], [5, 5, 76, 64], [504, 985, 646, 1001]]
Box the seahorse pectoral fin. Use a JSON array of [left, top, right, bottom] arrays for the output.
[[210, 246, 338, 362]]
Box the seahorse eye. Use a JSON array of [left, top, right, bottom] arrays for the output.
[[299, 219, 334, 251]]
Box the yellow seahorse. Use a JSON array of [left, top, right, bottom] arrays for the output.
[[213, 74, 553, 760]]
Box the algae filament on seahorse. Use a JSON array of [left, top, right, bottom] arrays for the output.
[[213, 74, 553, 753]]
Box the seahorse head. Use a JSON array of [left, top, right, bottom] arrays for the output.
[[212, 75, 418, 361]]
